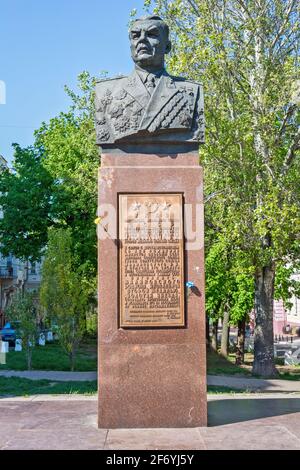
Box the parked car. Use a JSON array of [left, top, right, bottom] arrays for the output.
[[0, 321, 20, 345]]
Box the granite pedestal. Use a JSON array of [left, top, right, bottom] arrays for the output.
[[98, 152, 207, 428]]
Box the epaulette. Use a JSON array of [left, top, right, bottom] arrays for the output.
[[185, 79, 203, 86], [170, 75, 202, 86], [96, 75, 127, 83]]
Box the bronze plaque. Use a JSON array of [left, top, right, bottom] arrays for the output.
[[119, 193, 185, 328]]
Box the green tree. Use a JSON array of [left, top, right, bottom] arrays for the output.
[[147, 0, 300, 376], [274, 262, 300, 311], [230, 270, 254, 364], [40, 228, 88, 371], [6, 291, 41, 370], [0, 73, 99, 325], [0, 73, 99, 275], [205, 237, 231, 353], [35, 71, 99, 275], [206, 233, 254, 360], [0, 144, 54, 261]]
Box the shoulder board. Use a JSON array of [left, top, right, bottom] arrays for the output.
[[171, 76, 202, 86], [185, 79, 203, 86], [96, 75, 127, 83]]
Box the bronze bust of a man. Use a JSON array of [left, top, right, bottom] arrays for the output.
[[95, 15, 204, 149]]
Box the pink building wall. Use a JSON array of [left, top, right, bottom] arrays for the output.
[[273, 299, 300, 335], [273, 300, 286, 335]]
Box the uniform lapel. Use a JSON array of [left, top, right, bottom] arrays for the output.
[[122, 70, 150, 110], [139, 73, 179, 130]]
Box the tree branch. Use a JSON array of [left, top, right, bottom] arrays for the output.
[[275, 104, 297, 145], [274, 30, 300, 62], [281, 126, 300, 176], [235, 0, 256, 29], [204, 190, 224, 204], [186, 0, 201, 17], [270, 0, 298, 53]]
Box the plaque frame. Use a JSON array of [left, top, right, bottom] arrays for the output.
[[118, 192, 186, 329]]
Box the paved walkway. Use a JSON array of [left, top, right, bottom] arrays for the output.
[[1, 370, 300, 392], [207, 374, 300, 392], [1, 393, 300, 449]]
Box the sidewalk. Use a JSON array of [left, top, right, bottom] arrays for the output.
[[207, 374, 300, 392], [1, 370, 300, 392], [1, 393, 300, 449]]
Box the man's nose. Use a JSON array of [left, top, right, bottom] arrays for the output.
[[137, 31, 148, 43]]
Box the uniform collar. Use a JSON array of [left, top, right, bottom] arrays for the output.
[[135, 67, 165, 83]]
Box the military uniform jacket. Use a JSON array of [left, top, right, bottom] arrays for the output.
[[95, 69, 204, 145]]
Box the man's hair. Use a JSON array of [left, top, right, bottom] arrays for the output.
[[129, 15, 169, 38]]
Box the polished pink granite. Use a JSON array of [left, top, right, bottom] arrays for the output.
[[98, 152, 207, 428]]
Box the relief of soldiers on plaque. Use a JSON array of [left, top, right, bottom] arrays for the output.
[[95, 15, 204, 146]]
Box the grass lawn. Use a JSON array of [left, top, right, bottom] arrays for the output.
[[207, 385, 248, 394], [0, 338, 97, 372], [0, 376, 246, 397], [1, 337, 300, 381], [207, 349, 300, 380], [0, 377, 97, 396], [276, 365, 300, 380], [207, 349, 252, 376]]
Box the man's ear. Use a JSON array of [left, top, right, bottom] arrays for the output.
[[165, 40, 172, 54]]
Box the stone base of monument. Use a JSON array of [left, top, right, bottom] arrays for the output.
[[98, 152, 207, 428]]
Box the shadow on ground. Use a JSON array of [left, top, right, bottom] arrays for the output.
[[208, 397, 300, 426]]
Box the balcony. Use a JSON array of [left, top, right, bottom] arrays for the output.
[[0, 267, 14, 279]]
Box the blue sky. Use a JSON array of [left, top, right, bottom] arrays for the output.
[[0, 0, 147, 164]]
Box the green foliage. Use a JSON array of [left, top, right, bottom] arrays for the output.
[[206, 235, 254, 324], [205, 239, 231, 320], [40, 228, 89, 371], [6, 290, 41, 370], [85, 310, 98, 336], [230, 272, 254, 325], [275, 262, 300, 310], [35, 71, 99, 274], [145, 1, 300, 268], [0, 73, 98, 343], [148, 0, 299, 374], [0, 72, 99, 273], [0, 144, 54, 261]]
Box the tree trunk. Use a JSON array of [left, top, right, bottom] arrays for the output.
[[252, 265, 278, 377], [211, 319, 218, 351], [69, 352, 74, 372], [227, 325, 230, 352], [27, 346, 32, 371], [236, 318, 246, 365], [69, 346, 76, 372], [220, 310, 230, 357], [206, 315, 210, 346]]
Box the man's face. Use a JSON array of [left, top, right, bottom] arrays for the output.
[[129, 20, 170, 70]]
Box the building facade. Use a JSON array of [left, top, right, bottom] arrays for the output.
[[0, 255, 42, 327], [273, 273, 300, 335]]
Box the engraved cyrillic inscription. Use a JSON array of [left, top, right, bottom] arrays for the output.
[[119, 194, 185, 327]]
